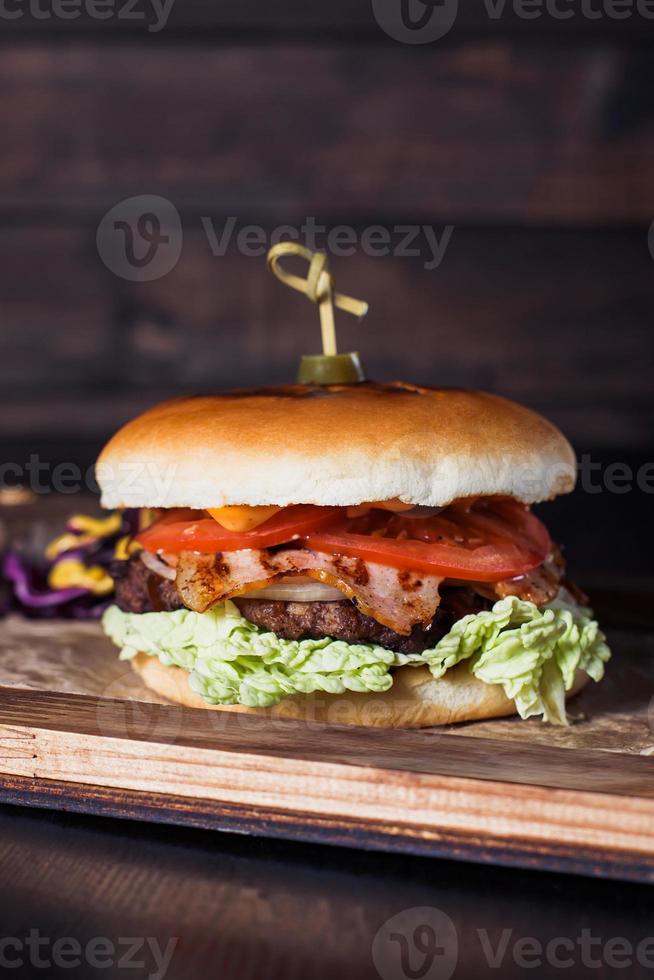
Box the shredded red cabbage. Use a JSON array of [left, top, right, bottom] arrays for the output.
[[1, 509, 135, 619]]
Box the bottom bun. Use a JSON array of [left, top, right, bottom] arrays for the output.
[[131, 653, 589, 728]]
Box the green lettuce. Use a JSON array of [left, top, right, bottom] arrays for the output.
[[422, 594, 610, 725], [102, 601, 422, 708], [103, 592, 610, 724]]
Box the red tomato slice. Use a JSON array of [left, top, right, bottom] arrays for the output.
[[137, 505, 343, 554], [305, 499, 550, 581]]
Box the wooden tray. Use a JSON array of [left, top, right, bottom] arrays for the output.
[[0, 613, 653, 883]]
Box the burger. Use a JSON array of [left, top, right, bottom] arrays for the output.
[[98, 382, 610, 728]]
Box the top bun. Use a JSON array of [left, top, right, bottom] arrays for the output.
[[96, 382, 576, 510]]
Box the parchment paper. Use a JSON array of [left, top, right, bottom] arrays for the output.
[[0, 615, 163, 703], [0, 615, 652, 755]]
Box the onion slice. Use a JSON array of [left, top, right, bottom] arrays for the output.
[[241, 576, 345, 602], [140, 550, 176, 581]]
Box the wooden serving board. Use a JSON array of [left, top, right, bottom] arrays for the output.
[[0, 613, 653, 882]]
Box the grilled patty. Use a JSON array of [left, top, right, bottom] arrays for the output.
[[233, 590, 489, 654], [112, 555, 490, 654], [112, 556, 182, 614]]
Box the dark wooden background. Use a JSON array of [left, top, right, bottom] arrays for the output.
[[2, 803, 654, 980], [0, 8, 653, 948], [1, 4, 653, 576]]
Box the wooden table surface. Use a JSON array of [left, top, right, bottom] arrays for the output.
[[0, 802, 652, 980]]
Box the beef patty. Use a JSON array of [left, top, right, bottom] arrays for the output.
[[112, 555, 490, 654], [112, 556, 182, 614], [233, 589, 490, 654]]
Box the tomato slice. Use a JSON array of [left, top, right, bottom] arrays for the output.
[[137, 498, 551, 580], [305, 499, 551, 581], [137, 505, 343, 554]]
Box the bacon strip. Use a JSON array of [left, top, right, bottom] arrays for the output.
[[175, 548, 443, 635], [473, 547, 564, 607]]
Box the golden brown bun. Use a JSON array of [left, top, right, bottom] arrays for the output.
[[131, 654, 589, 729], [97, 383, 575, 510]]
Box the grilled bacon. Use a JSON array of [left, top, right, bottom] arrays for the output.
[[174, 547, 443, 636]]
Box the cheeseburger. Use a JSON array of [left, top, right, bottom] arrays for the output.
[[98, 383, 610, 727]]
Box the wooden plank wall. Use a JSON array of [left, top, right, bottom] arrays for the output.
[[0, 8, 653, 453]]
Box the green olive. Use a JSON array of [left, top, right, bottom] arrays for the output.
[[297, 352, 365, 385]]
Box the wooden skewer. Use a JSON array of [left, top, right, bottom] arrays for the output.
[[267, 243, 368, 357]]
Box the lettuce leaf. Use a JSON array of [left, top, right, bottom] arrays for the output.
[[422, 594, 611, 725], [102, 592, 610, 723], [102, 601, 421, 708]]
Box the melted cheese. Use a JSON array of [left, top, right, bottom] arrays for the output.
[[207, 505, 281, 532]]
